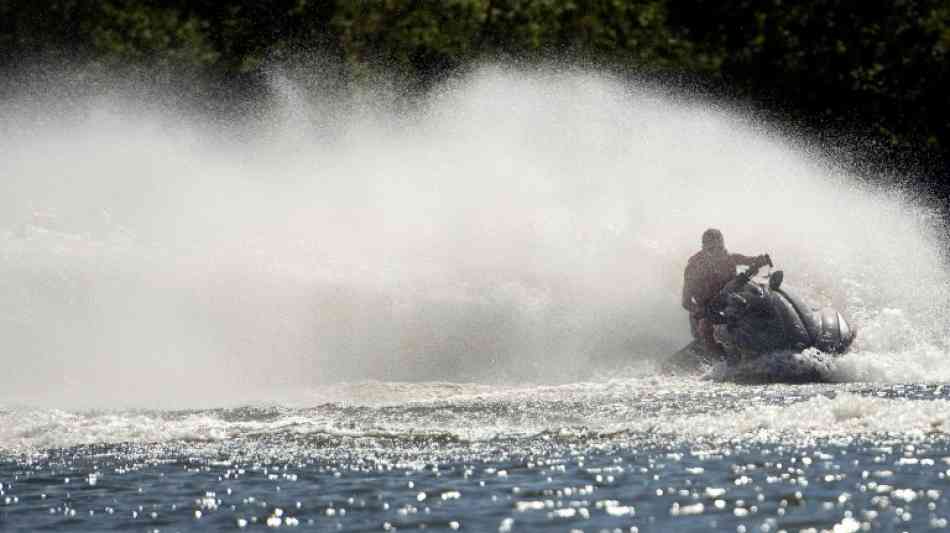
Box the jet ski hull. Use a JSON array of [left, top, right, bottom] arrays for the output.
[[661, 340, 723, 375], [662, 268, 855, 380]]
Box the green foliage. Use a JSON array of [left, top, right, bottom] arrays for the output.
[[330, 0, 488, 77], [482, 0, 712, 69], [89, 1, 218, 66], [669, 0, 950, 154]]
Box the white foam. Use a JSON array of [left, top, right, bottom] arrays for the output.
[[649, 391, 950, 441], [0, 407, 229, 454], [5, 380, 950, 453]]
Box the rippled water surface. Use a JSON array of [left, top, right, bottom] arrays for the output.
[[5, 378, 950, 531]]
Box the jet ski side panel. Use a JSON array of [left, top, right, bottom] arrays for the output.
[[777, 287, 856, 353], [728, 294, 786, 356], [775, 287, 821, 343], [769, 292, 811, 350]]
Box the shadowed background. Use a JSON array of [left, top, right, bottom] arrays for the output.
[[2, 0, 949, 199]]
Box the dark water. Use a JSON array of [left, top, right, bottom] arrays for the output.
[[4, 379, 950, 531]]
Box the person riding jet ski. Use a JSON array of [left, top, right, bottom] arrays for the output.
[[682, 229, 770, 354], [665, 251, 856, 376]]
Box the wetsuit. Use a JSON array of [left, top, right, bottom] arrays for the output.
[[681, 249, 759, 350]]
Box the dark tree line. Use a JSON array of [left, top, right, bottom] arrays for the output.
[[2, 0, 949, 197]]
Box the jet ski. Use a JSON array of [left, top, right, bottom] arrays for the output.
[[663, 260, 856, 377]]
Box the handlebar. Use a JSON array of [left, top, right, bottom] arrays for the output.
[[694, 253, 774, 324], [736, 254, 771, 284]]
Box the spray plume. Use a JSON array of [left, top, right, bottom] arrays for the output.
[[0, 65, 947, 408]]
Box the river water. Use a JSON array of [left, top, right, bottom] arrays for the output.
[[2, 66, 949, 531], [4, 379, 950, 531]]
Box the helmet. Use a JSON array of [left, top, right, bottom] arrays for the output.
[[702, 228, 724, 251]]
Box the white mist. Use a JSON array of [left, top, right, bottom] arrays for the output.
[[0, 66, 946, 408]]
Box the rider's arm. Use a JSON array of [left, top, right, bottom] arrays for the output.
[[682, 270, 692, 311], [682, 264, 699, 312], [730, 253, 758, 266]]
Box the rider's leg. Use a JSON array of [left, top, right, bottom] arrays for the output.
[[700, 319, 724, 355]]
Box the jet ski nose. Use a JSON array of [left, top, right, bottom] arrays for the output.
[[814, 308, 856, 353]]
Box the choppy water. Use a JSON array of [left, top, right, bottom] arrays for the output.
[[5, 378, 950, 531]]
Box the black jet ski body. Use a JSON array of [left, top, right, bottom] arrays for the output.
[[664, 268, 856, 376]]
